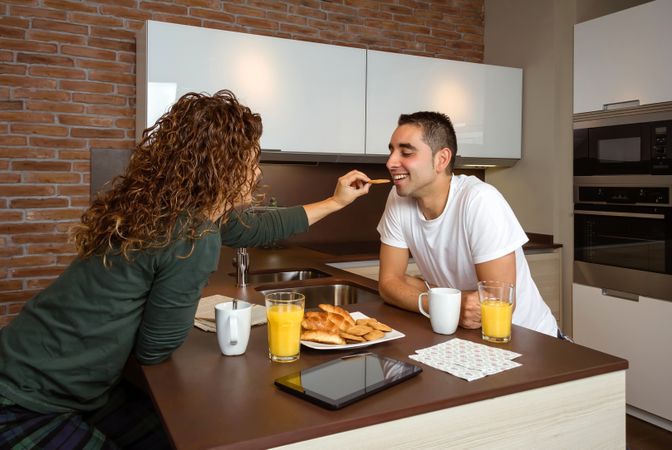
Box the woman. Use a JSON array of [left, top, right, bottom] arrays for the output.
[[0, 90, 371, 448]]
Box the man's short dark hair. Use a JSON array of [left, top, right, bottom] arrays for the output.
[[398, 111, 457, 172]]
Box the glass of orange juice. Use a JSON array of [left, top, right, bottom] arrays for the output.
[[265, 291, 305, 362], [478, 281, 514, 343]]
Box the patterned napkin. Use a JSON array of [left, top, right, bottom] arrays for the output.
[[409, 338, 522, 382], [194, 294, 267, 332]]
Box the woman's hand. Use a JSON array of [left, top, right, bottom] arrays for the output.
[[332, 170, 371, 207]]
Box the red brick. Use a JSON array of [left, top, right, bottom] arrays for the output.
[[0, 210, 22, 221], [150, 15, 202, 28], [0, 75, 57, 89], [70, 128, 125, 139], [98, 5, 152, 21], [0, 173, 20, 183], [23, 172, 81, 183], [0, 64, 26, 76], [31, 18, 89, 36], [0, 111, 54, 124], [12, 161, 71, 171], [190, 8, 236, 24], [176, 0, 219, 7], [86, 105, 133, 117], [0, 291, 37, 303], [0, 26, 25, 39], [0, 16, 30, 28], [0, 280, 22, 291], [223, 4, 267, 18], [61, 45, 116, 61], [27, 243, 77, 254], [237, 16, 279, 31], [116, 84, 135, 96], [17, 52, 76, 67], [26, 209, 83, 221], [57, 185, 89, 196], [12, 233, 69, 244], [87, 37, 135, 53], [117, 53, 135, 65], [0, 52, 12, 62], [0, 148, 55, 159], [0, 245, 21, 257], [60, 80, 115, 94], [11, 124, 69, 137], [6, 255, 56, 268], [55, 254, 76, 265], [0, 222, 55, 234], [28, 66, 86, 80], [10, 5, 67, 20], [0, 135, 26, 146], [29, 137, 86, 149], [10, 267, 64, 279], [27, 30, 87, 45], [88, 70, 135, 86], [71, 159, 90, 171], [58, 149, 90, 160], [10, 198, 69, 209], [0, 38, 58, 53], [58, 115, 114, 127], [266, 11, 308, 26], [89, 26, 137, 41], [70, 12, 124, 27], [27, 101, 85, 114], [70, 196, 90, 208], [75, 59, 133, 73], [0, 100, 23, 111], [72, 92, 127, 105], [115, 118, 135, 129], [42, 0, 97, 13], [140, 1, 188, 15], [13, 89, 71, 102]]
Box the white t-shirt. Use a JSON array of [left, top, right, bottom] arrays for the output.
[[377, 175, 557, 337]]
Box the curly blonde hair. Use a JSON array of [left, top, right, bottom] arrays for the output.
[[73, 90, 262, 264]]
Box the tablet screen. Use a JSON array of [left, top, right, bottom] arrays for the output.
[[274, 353, 422, 410]]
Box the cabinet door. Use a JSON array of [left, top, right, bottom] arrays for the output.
[[525, 251, 562, 329], [573, 0, 672, 113], [366, 50, 522, 159], [138, 21, 366, 154], [573, 283, 672, 422]]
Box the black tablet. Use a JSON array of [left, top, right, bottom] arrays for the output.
[[274, 352, 422, 410]]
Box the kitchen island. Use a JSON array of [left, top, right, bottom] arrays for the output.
[[140, 246, 626, 449]]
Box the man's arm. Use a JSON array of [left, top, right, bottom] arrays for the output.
[[378, 243, 427, 311], [460, 251, 517, 329]]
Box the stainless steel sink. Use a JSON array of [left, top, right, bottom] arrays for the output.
[[232, 269, 329, 284], [257, 282, 380, 307]]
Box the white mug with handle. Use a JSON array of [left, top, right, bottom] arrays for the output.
[[215, 301, 252, 356], [418, 287, 461, 335]]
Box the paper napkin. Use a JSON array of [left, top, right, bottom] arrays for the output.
[[409, 338, 522, 382], [194, 294, 267, 332]]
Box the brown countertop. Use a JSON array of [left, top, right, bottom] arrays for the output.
[[141, 246, 624, 449]]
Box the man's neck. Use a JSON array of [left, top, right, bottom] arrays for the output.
[[416, 174, 452, 220]]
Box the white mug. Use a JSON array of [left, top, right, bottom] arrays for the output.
[[215, 301, 252, 356], [418, 288, 461, 335]]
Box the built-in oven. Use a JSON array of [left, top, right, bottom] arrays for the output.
[[573, 176, 672, 301], [574, 119, 672, 175]]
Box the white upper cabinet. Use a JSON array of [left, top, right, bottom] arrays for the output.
[[573, 0, 672, 114], [365, 50, 522, 159], [136, 21, 366, 154]]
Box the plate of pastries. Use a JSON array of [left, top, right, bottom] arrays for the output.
[[300, 304, 405, 350]]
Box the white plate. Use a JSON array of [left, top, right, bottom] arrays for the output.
[[301, 312, 405, 350]]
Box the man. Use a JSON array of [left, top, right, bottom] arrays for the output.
[[377, 111, 558, 337]]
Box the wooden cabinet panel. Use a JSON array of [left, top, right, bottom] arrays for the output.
[[525, 250, 563, 329]]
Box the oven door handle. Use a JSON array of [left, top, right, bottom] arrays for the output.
[[574, 210, 665, 219]]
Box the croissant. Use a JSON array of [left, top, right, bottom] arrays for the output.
[[300, 330, 346, 345]]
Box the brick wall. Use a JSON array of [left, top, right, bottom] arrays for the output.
[[0, 0, 484, 326]]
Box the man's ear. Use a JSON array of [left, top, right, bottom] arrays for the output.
[[434, 147, 452, 173]]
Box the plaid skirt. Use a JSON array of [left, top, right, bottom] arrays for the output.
[[0, 381, 171, 449]]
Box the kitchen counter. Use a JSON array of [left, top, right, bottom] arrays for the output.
[[140, 246, 625, 449]]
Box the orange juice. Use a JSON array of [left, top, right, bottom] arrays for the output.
[[481, 299, 513, 343], [267, 303, 304, 360]]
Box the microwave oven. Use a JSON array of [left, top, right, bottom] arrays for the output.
[[574, 120, 672, 175]]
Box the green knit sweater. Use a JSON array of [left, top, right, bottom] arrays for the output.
[[0, 206, 308, 413]]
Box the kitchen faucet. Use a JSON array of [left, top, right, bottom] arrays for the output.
[[235, 247, 249, 287]]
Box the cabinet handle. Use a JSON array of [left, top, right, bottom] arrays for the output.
[[601, 288, 639, 302]]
